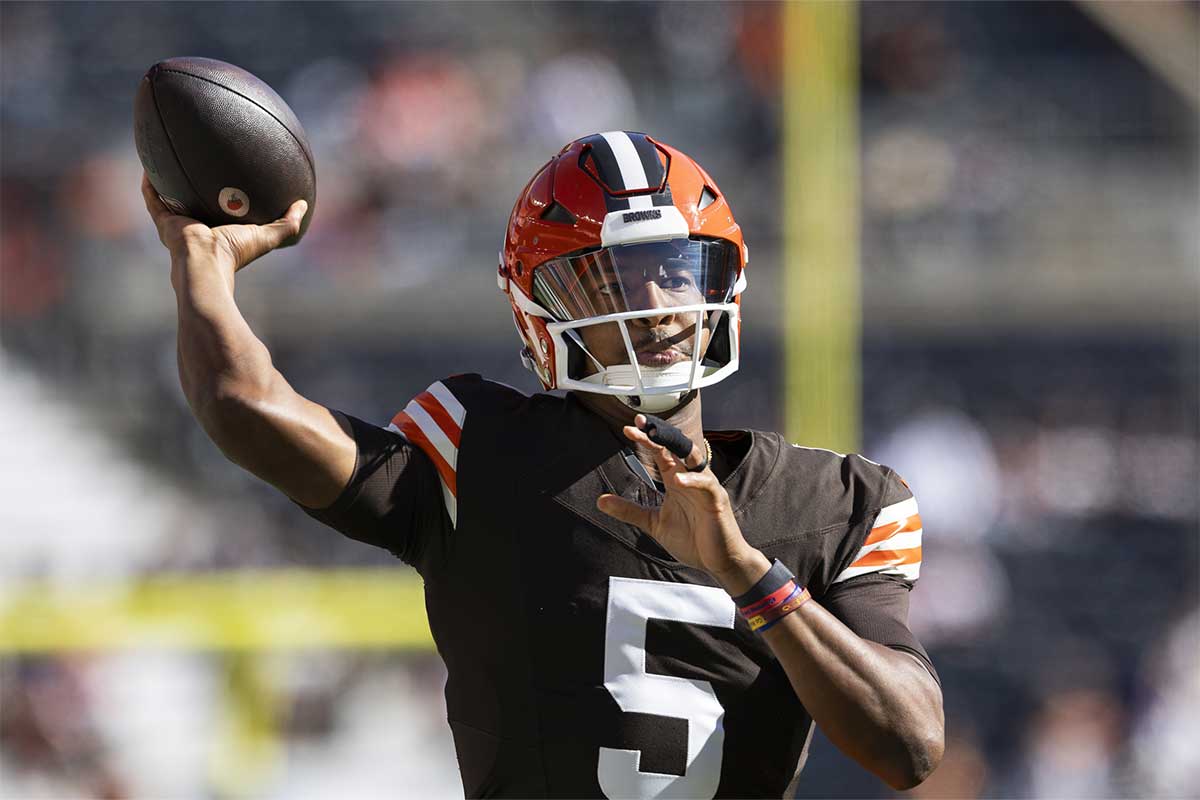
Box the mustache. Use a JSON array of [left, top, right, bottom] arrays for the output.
[[633, 325, 697, 354]]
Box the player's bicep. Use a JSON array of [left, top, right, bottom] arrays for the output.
[[206, 372, 358, 509], [298, 414, 450, 569]]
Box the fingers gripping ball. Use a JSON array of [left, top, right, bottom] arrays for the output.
[[638, 415, 708, 472]]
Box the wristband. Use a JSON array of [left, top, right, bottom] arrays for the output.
[[748, 585, 811, 632], [732, 558, 811, 633]]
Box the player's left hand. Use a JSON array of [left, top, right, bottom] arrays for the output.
[[596, 415, 767, 589]]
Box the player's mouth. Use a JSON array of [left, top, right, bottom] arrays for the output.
[[636, 346, 688, 367]]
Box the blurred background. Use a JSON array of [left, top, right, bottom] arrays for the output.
[[1, 1, 1197, 797]]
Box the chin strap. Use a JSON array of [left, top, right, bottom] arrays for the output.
[[619, 392, 685, 413], [618, 388, 698, 414]]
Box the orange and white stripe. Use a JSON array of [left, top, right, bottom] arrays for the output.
[[387, 381, 466, 528], [833, 496, 922, 584]]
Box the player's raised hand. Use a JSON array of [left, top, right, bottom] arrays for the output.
[[141, 172, 307, 272], [596, 414, 766, 589]]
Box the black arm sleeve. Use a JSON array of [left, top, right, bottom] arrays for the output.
[[298, 413, 451, 575], [822, 573, 939, 685]]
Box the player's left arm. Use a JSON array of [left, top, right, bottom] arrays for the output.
[[598, 417, 944, 791]]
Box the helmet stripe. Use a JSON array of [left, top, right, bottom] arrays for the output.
[[581, 134, 630, 212], [629, 134, 665, 190], [630, 133, 674, 207], [599, 131, 650, 190]]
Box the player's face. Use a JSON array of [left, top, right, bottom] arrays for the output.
[[576, 249, 711, 372]]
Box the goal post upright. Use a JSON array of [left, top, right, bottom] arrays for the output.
[[782, 0, 861, 454]]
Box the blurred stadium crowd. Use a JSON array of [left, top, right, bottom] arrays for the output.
[[1, 2, 1197, 798]]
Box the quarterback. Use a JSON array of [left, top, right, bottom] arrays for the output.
[[143, 131, 943, 797]]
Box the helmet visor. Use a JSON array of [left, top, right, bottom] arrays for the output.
[[531, 237, 739, 322]]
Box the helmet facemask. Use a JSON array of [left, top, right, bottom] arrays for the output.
[[522, 237, 743, 412]]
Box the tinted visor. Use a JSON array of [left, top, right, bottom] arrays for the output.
[[532, 237, 739, 322]]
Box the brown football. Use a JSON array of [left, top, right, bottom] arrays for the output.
[[133, 57, 315, 244]]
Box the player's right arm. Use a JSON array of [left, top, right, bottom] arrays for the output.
[[141, 174, 354, 508]]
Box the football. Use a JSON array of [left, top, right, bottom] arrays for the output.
[[133, 57, 315, 243]]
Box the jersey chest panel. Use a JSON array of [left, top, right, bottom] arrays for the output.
[[430, 381, 885, 798], [440, 452, 810, 795]]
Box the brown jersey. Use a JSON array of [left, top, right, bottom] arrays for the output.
[[303, 374, 934, 798]]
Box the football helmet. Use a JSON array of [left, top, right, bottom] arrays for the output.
[[499, 131, 748, 412]]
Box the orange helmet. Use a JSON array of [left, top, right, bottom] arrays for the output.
[[498, 131, 748, 412]]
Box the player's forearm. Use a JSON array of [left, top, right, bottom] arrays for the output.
[[171, 254, 277, 418], [763, 601, 944, 789], [170, 253, 304, 486], [714, 553, 942, 789]]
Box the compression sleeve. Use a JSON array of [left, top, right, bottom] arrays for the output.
[[298, 413, 451, 575]]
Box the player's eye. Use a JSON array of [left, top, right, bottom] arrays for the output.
[[660, 274, 696, 291], [597, 282, 623, 297]]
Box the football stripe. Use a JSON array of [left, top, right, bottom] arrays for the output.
[[412, 391, 462, 448]]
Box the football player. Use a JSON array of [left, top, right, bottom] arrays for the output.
[[142, 131, 943, 798]]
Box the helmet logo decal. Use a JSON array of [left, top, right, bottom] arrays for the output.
[[622, 209, 662, 223]]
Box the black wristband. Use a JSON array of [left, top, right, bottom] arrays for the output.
[[731, 559, 796, 608]]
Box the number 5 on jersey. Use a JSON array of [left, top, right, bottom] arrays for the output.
[[599, 577, 737, 799]]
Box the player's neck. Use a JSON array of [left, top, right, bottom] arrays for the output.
[[576, 391, 705, 482]]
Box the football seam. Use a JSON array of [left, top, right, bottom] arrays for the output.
[[157, 67, 316, 180], [148, 76, 222, 222]]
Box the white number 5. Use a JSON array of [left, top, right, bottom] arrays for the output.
[[598, 577, 737, 799]]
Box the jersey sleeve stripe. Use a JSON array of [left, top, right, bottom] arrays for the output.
[[412, 391, 462, 447], [399, 402, 459, 486], [834, 561, 921, 583], [386, 381, 467, 531], [849, 524, 922, 566], [391, 411, 457, 496], [832, 494, 923, 585], [863, 513, 922, 546], [426, 381, 466, 428], [391, 411, 458, 527], [853, 545, 922, 569], [872, 496, 919, 529]]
